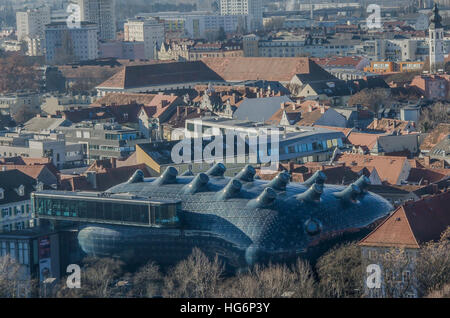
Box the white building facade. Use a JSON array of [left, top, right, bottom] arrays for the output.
[[16, 6, 51, 56], [124, 18, 165, 60], [16, 6, 51, 42], [429, 4, 445, 72], [220, 0, 263, 30], [45, 22, 99, 64], [78, 0, 116, 41]]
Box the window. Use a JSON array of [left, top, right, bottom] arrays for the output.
[[18, 185, 25, 196], [402, 271, 411, 283], [0, 188, 4, 200], [1, 241, 6, 256], [1, 208, 9, 218], [9, 242, 15, 260]]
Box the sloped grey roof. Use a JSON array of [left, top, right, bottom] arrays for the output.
[[22, 117, 71, 132], [233, 96, 292, 122], [430, 135, 450, 157], [0, 170, 36, 205]]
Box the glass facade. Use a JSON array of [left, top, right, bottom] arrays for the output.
[[32, 194, 180, 227], [281, 138, 343, 155]]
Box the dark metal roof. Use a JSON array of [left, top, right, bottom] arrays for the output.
[[0, 170, 36, 205]]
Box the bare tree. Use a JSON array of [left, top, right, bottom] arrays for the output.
[[223, 258, 317, 298], [378, 248, 414, 298], [56, 257, 124, 298], [0, 255, 22, 297], [12, 107, 36, 125], [416, 227, 450, 296], [348, 88, 391, 113], [316, 242, 363, 298], [425, 284, 450, 298], [163, 248, 224, 298], [418, 102, 450, 133], [0, 255, 37, 297], [285, 83, 302, 96], [0, 54, 41, 93], [127, 261, 162, 298]]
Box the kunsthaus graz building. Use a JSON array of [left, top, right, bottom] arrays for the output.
[[32, 163, 393, 270]]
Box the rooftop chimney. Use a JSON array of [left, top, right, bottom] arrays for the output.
[[424, 156, 430, 167], [110, 157, 117, 169], [320, 105, 325, 114], [86, 171, 97, 189], [280, 102, 285, 110]]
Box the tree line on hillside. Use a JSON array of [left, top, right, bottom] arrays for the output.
[[0, 54, 41, 94]]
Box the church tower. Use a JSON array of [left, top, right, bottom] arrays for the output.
[[429, 4, 445, 73]]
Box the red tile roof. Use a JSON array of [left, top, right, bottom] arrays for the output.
[[266, 100, 331, 126], [406, 167, 449, 184], [0, 164, 46, 180], [347, 132, 381, 150], [420, 124, 450, 151], [0, 157, 59, 178], [359, 191, 450, 248], [202, 57, 330, 82], [91, 93, 158, 107], [335, 153, 409, 185], [60, 162, 153, 191], [367, 118, 416, 134], [312, 56, 365, 68]]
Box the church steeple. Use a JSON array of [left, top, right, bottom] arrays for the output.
[[430, 3, 443, 29], [428, 3, 445, 73]]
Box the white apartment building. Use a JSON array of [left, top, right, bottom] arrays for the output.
[[45, 22, 99, 64], [246, 33, 358, 58], [124, 18, 165, 60], [24, 37, 44, 57], [16, 6, 51, 42], [16, 6, 51, 56], [77, 0, 116, 41], [139, 12, 248, 39], [220, 0, 263, 30]]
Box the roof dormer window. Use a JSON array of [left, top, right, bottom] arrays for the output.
[[0, 188, 4, 200], [18, 185, 25, 197]]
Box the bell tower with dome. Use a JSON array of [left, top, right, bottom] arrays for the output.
[[429, 4, 445, 73]]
